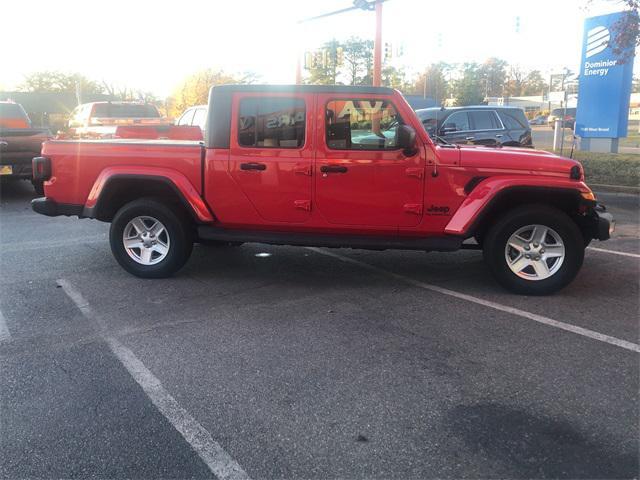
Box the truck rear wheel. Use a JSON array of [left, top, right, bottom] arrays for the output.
[[483, 205, 584, 295], [110, 198, 193, 278]]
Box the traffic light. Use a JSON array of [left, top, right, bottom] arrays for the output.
[[336, 47, 344, 66], [384, 42, 392, 61], [515, 16, 520, 33]]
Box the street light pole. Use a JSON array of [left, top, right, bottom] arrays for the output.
[[296, 0, 385, 86], [373, 0, 382, 86]]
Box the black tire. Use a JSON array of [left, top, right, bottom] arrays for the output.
[[32, 180, 44, 196], [483, 204, 584, 295], [109, 198, 193, 278]]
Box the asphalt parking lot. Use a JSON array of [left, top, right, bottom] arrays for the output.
[[1, 178, 638, 479]]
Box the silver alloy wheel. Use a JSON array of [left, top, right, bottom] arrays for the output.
[[504, 224, 565, 281], [122, 216, 170, 266]]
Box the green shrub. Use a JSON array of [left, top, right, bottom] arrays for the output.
[[573, 152, 640, 187]]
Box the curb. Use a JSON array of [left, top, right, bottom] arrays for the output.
[[590, 183, 640, 195]]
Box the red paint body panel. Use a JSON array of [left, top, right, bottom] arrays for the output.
[[444, 175, 591, 235], [314, 93, 425, 229], [228, 92, 314, 224], [38, 88, 594, 243], [41, 139, 209, 219], [85, 165, 214, 222]]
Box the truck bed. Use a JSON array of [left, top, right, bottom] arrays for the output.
[[40, 139, 205, 207]]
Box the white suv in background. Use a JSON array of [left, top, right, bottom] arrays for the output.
[[176, 105, 207, 133]]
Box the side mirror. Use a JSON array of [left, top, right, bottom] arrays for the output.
[[397, 124, 417, 156]]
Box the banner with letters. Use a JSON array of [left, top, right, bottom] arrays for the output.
[[575, 11, 635, 138]]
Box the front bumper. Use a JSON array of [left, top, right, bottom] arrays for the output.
[[587, 203, 616, 240], [31, 197, 84, 217], [593, 204, 615, 240]]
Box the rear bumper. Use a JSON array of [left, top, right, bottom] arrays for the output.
[[0, 152, 36, 178], [31, 197, 84, 217]]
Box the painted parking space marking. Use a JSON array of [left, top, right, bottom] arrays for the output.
[[588, 246, 640, 259], [57, 278, 251, 480], [0, 309, 11, 342], [308, 248, 640, 354]]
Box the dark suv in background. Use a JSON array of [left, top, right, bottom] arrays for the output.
[[416, 106, 533, 147]]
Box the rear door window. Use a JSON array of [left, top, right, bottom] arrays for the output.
[[238, 97, 306, 148], [442, 111, 470, 132], [469, 110, 501, 130]]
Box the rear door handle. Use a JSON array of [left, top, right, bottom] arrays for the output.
[[465, 136, 475, 141], [495, 134, 503, 138], [320, 165, 348, 174], [240, 162, 266, 171]]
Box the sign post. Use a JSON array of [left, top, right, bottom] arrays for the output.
[[576, 11, 636, 153]]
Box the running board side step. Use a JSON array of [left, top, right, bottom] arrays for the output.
[[197, 226, 463, 252]]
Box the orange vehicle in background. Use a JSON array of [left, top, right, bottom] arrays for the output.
[[0, 101, 51, 193]]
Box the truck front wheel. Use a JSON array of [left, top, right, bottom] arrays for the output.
[[483, 205, 584, 295], [110, 198, 193, 278]]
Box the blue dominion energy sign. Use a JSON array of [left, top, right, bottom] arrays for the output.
[[575, 11, 635, 139]]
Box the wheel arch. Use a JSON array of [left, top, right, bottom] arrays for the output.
[[447, 182, 588, 241], [83, 172, 213, 223]]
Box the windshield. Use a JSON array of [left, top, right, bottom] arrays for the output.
[[92, 103, 160, 118], [416, 109, 445, 140], [0, 103, 29, 120]]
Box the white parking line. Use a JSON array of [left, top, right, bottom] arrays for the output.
[[308, 248, 640, 354], [0, 309, 12, 342], [57, 279, 250, 480], [588, 246, 640, 259]]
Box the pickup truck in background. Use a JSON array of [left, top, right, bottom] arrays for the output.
[[0, 101, 51, 193], [67, 101, 172, 138], [31, 85, 613, 295]]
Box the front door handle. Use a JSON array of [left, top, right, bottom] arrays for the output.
[[465, 136, 475, 141], [320, 165, 348, 174], [495, 134, 503, 138], [240, 162, 266, 171]]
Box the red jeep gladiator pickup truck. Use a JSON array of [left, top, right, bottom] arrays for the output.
[[32, 85, 613, 295]]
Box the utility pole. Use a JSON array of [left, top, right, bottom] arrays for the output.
[[372, 0, 382, 86], [296, 0, 385, 86]]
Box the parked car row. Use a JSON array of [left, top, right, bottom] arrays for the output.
[[547, 107, 577, 129]]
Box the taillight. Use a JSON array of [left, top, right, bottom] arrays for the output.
[[32, 156, 51, 181]]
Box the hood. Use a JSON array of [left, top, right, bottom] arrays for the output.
[[458, 145, 581, 177]]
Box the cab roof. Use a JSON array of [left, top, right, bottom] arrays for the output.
[[211, 84, 395, 95]]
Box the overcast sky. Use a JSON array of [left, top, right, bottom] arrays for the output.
[[0, 0, 631, 96]]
